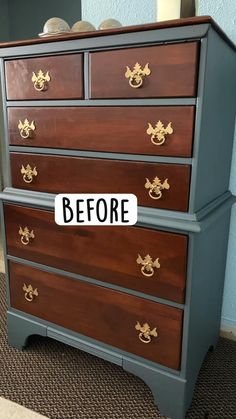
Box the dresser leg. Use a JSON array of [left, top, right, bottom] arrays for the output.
[[123, 358, 189, 419], [7, 310, 47, 350]]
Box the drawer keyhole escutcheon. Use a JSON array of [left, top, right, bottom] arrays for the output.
[[125, 62, 151, 88], [21, 164, 37, 183], [136, 254, 160, 277], [135, 322, 158, 344], [18, 119, 36, 139], [145, 177, 170, 200], [19, 226, 35, 245], [147, 121, 173, 146], [23, 283, 38, 302], [32, 70, 51, 91]]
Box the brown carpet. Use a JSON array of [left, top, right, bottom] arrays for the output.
[[0, 273, 236, 419]]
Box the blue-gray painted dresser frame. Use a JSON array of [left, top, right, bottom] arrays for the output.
[[0, 16, 235, 419]]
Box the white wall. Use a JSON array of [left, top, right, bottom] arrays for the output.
[[82, 0, 156, 28]]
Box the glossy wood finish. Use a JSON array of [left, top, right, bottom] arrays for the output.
[[10, 153, 191, 211], [5, 204, 188, 303], [8, 106, 195, 157], [0, 17, 234, 52], [5, 54, 83, 100], [9, 261, 183, 369], [0, 17, 213, 48], [90, 42, 199, 99]]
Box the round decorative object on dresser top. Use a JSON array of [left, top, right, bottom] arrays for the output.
[[39, 17, 70, 37], [98, 19, 122, 30], [71, 21, 96, 32]]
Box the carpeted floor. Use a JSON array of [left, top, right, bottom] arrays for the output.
[[0, 273, 236, 419]]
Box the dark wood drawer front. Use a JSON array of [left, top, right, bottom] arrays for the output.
[[10, 153, 190, 212], [9, 262, 183, 369], [5, 204, 188, 304], [5, 54, 83, 100], [8, 106, 195, 157], [90, 42, 199, 98]]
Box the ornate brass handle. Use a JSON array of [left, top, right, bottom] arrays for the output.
[[23, 283, 38, 302], [136, 254, 160, 277], [18, 119, 36, 139], [32, 70, 51, 91], [125, 62, 151, 88], [145, 177, 170, 200], [19, 226, 35, 245], [135, 322, 158, 344], [21, 164, 37, 183], [147, 121, 173, 146]]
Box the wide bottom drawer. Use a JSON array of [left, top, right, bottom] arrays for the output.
[[9, 262, 183, 370], [5, 204, 188, 304]]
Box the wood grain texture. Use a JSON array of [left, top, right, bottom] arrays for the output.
[[10, 153, 191, 212], [5, 54, 83, 100], [90, 42, 199, 99], [8, 106, 195, 157], [0, 17, 214, 48], [0, 17, 234, 53], [5, 204, 188, 303], [9, 261, 183, 369]]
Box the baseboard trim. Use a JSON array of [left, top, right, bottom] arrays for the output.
[[220, 319, 236, 341]]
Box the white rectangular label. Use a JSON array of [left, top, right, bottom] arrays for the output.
[[55, 194, 137, 226]]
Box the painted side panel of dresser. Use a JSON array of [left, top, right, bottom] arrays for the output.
[[191, 28, 236, 212], [181, 206, 232, 408]]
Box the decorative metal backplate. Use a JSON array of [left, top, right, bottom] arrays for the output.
[[136, 254, 160, 277], [23, 284, 38, 302], [145, 177, 170, 200], [32, 70, 51, 91], [135, 321, 158, 344], [18, 119, 36, 139], [20, 164, 37, 183], [19, 226, 35, 245], [147, 121, 173, 146], [125, 62, 151, 88]]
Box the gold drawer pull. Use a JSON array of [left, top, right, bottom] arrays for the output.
[[21, 164, 37, 183], [135, 322, 158, 344], [23, 284, 38, 302], [19, 226, 35, 245], [32, 70, 51, 91], [147, 121, 173, 146], [136, 254, 160, 277], [125, 62, 151, 88], [18, 119, 36, 139], [145, 177, 170, 200]]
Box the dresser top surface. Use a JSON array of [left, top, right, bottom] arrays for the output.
[[0, 16, 235, 52]]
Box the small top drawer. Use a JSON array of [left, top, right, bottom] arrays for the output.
[[90, 42, 199, 99], [5, 54, 83, 100]]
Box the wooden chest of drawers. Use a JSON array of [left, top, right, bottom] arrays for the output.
[[0, 16, 235, 419]]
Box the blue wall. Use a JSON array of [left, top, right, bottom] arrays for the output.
[[0, 0, 9, 41], [8, 0, 81, 40], [82, 0, 156, 29], [82, 0, 236, 330], [0, 0, 81, 41]]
